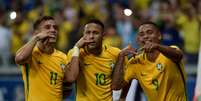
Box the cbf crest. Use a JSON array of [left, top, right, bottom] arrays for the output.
[[156, 63, 163, 72], [110, 62, 115, 70]]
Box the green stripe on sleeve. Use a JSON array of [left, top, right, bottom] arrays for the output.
[[25, 63, 30, 100]]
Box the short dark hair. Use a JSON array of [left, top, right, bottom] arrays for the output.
[[140, 21, 160, 31], [33, 16, 55, 30], [85, 19, 104, 31]]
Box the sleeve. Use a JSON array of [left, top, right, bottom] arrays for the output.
[[124, 58, 138, 83], [108, 46, 121, 59], [66, 49, 74, 64]]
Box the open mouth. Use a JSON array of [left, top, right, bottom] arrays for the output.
[[142, 40, 152, 44]]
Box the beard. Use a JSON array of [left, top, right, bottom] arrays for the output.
[[87, 43, 97, 50], [48, 37, 57, 43]]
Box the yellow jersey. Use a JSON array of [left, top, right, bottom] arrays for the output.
[[19, 46, 67, 101], [124, 47, 187, 101], [67, 45, 121, 101]]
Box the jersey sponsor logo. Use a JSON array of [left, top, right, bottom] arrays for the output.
[[37, 60, 42, 64], [140, 72, 146, 76], [83, 63, 91, 67], [84, 63, 90, 66], [131, 58, 142, 64]]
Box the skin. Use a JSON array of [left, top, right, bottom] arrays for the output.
[[112, 23, 183, 100], [137, 24, 182, 62], [15, 18, 75, 98], [15, 19, 58, 64], [75, 23, 104, 55], [64, 23, 104, 82]]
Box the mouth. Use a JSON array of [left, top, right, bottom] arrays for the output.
[[89, 42, 96, 45], [87, 42, 96, 47], [142, 40, 152, 44]]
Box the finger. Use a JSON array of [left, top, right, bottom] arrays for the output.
[[39, 30, 48, 35], [80, 37, 85, 40], [83, 35, 88, 40], [127, 43, 132, 49], [137, 47, 144, 52], [127, 50, 137, 58], [43, 38, 49, 45], [129, 51, 137, 55], [122, 45, 131, 51]]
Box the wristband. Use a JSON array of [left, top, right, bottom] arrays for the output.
[[72, 46, 80, 57], [112, 89, 122, 101]]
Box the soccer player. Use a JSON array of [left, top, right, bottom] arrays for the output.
[[65, 19, 127, 101], [15, 16, 74, 101], [112, 22, 187, 101]]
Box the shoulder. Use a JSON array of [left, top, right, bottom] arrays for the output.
[[104, 45, 121, 59], [104, 45, 121, 55], [54, 49, 67, 60], [128, 53, 145, 65], [32, 46, 41, 56]]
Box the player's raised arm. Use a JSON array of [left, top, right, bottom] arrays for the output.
[[157, 44, 183, 63], [64, 36, 92, 82], [143, 41, 183, 63], [64, 53, 80, 82], [112, 44, 136, 90], [15, 30, 50, 65]]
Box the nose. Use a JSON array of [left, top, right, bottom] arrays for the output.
[[142, 34, 148, 39], [50, 26, 57, 34], [88, 33, 94, 39]]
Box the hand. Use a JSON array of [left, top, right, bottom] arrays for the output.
[[143, 41, 159, 53], [75, 36, 93, 48], [34, 31, 51, 41], [119, 44, 137, 57]]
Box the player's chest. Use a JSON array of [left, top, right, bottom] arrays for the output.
[[138, 59, 178, 90], [80, 57, 116, 73], [33, 55, 65, 73]]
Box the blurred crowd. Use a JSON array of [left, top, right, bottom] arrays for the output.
[[0, 0, 200, 67]]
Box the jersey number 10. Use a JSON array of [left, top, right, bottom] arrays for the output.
[[95, 73, 106, 85]]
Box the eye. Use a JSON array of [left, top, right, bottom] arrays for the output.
[[147, 30, 153, 34], [138, 32, 144, 37], [93, 31, 99, 35], [44, 25, 50, 29], [84, 31, 90, 35], [53, 25, 58, 30]]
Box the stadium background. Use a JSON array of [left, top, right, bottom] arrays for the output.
[[0, 0, 200, 101]]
